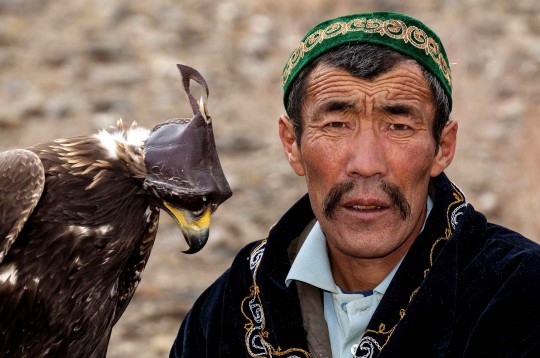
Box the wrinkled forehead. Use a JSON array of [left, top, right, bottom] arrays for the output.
[[306, 56, 426, 88], [303, 61, 436, 117]]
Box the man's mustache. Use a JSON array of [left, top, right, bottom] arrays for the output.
[[322, 180, 411, 221]]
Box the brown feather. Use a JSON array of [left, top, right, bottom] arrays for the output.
[[0, 149, 45, 263]]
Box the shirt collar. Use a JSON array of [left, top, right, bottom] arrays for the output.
[[285, 196, 433, 294], [285, 221, 338, 292]]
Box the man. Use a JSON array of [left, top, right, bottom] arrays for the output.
[[171, 12, 540, 357]]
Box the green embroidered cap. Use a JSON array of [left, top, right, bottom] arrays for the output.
[[282, 11, 452, 110]]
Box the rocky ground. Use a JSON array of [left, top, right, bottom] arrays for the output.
[[1, 0, 539, 356]]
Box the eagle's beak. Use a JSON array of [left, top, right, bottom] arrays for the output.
[[163, 202, 211, 254]]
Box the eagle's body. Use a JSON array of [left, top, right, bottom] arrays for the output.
[[0, 64, 232, 357], [1, 125, 160, 357]]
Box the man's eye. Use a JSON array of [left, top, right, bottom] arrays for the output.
[[389, 123, 411, 131], [327, 122, 346, 128]]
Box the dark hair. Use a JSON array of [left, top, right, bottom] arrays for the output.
[[285, 43, 450, 149]]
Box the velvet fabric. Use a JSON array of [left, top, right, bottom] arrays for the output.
[[170, 173, 540, 357]]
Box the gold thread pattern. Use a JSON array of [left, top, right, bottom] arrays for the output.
[[282, 17, 452, 90], [241, 240, 312, 358]]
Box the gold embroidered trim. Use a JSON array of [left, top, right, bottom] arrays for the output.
[[282, 17, 452, 90], [241, 240, 312, 358]]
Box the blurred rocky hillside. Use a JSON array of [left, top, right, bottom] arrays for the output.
[[1, 0, 539, 356]]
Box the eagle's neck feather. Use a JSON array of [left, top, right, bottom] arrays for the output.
[[96, 125, 150, 158], [95, 121, 150, 179]]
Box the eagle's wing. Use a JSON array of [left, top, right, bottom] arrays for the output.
[[112, 208, 160, 325], [0, 149, 45, 263]]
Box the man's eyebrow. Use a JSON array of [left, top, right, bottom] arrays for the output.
[[381, 104, 414, 115], [380, 103, 428, 124], [319, 100, 356, 113]]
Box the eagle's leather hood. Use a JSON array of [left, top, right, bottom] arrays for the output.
[[143, 64, 232, 209]]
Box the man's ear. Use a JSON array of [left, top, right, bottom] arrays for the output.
[[430, 120, 458, 177], [278, 115, 305, 176]]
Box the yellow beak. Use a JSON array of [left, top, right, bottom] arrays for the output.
[[163, 202, 211, 254]]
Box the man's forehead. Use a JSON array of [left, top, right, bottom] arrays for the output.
[[305, 62, 433, 102], [301, 62, 437, 126]]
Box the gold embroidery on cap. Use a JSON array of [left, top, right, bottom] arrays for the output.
[[282, 17, 452, 90]]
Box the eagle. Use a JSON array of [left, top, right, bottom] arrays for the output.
[[0, 64, 232, 357]]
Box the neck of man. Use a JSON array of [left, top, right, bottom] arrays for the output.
[[328, 250, 407, 292]]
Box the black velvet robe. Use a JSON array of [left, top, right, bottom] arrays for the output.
[[171, 174, 540, 357]]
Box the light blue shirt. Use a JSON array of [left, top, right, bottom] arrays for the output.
[[285, 197, 433, 357]]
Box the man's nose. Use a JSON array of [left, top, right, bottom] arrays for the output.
[[344, 128, 387, 179]]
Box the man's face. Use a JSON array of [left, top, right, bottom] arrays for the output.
[[280, 61, 456, 265]]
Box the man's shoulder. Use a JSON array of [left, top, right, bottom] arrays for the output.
[[217, 239, 270, 283], [463, 216, 540, 279], [452, 205, 540, 285], [231, 239, 268, 265], [483, 221, 540, 258], [182, 240, 267, 317], [460, 204, 540, 259]]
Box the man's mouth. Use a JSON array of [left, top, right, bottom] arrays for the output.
[[324, 180, 411, 221], [350, 205, 383, 210], [345, 200, 389, 215], [340, 201, 390, 221]]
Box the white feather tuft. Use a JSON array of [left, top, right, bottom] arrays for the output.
[[95, 122, 150, 159]]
